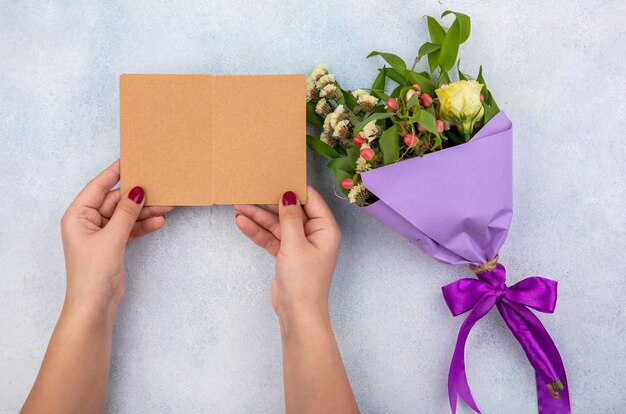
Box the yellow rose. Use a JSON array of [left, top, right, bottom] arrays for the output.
[[435, 80, 484, 140]]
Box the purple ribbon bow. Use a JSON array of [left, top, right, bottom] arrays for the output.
[[442, 264, 570, 413]]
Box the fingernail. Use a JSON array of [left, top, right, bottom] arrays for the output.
[[128, 186, 144, 204], [282, 191, 297, 206]]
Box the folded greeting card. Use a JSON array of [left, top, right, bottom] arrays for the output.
[[120, 74, 306, 206]]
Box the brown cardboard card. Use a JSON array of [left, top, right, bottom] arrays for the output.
[[120, 74, 214, 205], [120, 74, 306, 206]]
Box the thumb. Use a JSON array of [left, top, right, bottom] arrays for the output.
[[106, 186, 145, 243], [278, 191, 306, 245]]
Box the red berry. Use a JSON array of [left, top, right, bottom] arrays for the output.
[[420, 93, 433, 107], [480, 93, 485, 103], [386, 98, 398, 111], [341, 178, 354, 190], [413, 83, 421, 92], [436, 119, 444, 133], [353, 134, 366, 146], [406, 89, 417, 102], [360, 147, 374, 161], [404, 134, 419, 148], [417, 123, 426, 132]]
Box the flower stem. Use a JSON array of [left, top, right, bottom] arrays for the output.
[[546, 380, 564, 399]]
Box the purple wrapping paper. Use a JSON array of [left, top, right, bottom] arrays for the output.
[[361, 111, 513, 266], [359, 112, 570, 413]]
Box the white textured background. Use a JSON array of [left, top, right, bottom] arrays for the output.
[[1, 1, 625, 413]]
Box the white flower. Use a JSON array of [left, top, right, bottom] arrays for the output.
[[322, 114, 333, 133], [435, 80, 484, 139], [351, 89, 368, 99], [334, 104, 348, 117], [320, 131, 337, 147], [329, 114, 338, 128], [356, 94, 379, 112], [361, 120, 381, 141], [328, 105, 349, 128], [306, 78, 318, 102], [332, 119, 350, 139], [315, 74, 336, 89], [319, 83, 338, 100], [347, 184, 363, 203], [347, 183, 369, 205], [309, 64, 328, 81], [315, 98, 331, 116], [355, 157, 371, 173]]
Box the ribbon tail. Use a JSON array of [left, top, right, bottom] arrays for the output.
[[497, 301, 570, 413], [448, 294, 496, 414]]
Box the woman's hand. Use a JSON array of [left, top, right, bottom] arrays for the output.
[[61, 160, 172, 316], [22, 160, 173, 414], [234, 186, 359, 414], [234, 186, 341, 326]]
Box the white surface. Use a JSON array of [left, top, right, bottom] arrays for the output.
[[1, 1, 625, 412]]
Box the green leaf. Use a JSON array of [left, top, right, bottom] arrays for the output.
[[406, 93, 420, 109], [490, 93, 500, 112], [379, 125, 399, 165], [327, 156, 353, 174], [431, 134, 442, 150], [346, 146, 360, 170], [371, 67, 387, 100], [347, 112, 360, 126], [405, 72, 436, 96], [442, 11, 471, 44], [439, 20, 461, 72], [477, 65, 488, 96], [367, 51, 407, 71], [373, 103, 388, 114], [425, 105, 437, 119], [428, 50, 440, 73], [477, 67, 491, 104], [483, 103, 499, 123], [306, 135, 339, 159], [340, 88, 357, 111], [374, 91, 390, 102], [306, 101, 323, 126], [427, 16, 446, 44], [418, 42, 441, 59], [457, 60, 468, 80], [476, 65, 499, 109], [438, 71, 451, 86], [353, 112, 395, 135], [385, 68, 407, 85], [477, 65, 485, 83], [412, 110, 439, 135], [390, 84, 403, 98]]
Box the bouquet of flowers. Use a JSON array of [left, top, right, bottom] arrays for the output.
[[306, 11, 570, 414]]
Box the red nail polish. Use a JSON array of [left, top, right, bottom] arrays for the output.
[[128, 186, 144, 204], [282, 191, 297, 206]]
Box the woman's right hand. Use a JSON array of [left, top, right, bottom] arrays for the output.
[[234, 186, 358, 414], [234, 186, 342, 326]]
